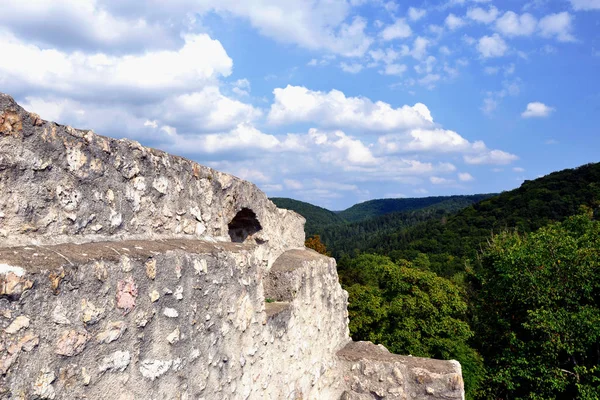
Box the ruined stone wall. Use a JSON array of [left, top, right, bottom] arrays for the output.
[[0, 93, 464, 399], [0, 241, 350, 399], [0, 93, 304, 264]]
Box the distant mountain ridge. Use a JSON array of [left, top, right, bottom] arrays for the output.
[[336, 194, 495, 222], [270, 197, 345, 236], [271, 194, 494, 238]]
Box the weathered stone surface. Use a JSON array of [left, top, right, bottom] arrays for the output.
[[55, 330, 88, 357], [4, 316, 29, 334], [0, 93, 464, 399], [0, 92, 305, 266]]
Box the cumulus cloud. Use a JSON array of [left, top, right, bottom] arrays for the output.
[[495, 11, 537, 36], [458, 172, 474, 181], [0, 0, 175, 52], [380, 19, 413, 40], [430, 176, 454, 185], [464, 143, 519, 164], [383, 64, 408, 76], [340, 62, 364, 73], [411, 37, 431, 60], [538, 12, 576, 42], [521, 102, 555, 118], [267, 85, 434, 131], [477, 34, 508, 58], [284, 179, 304, 190], [0, 32, 232, 100], [369, 48, 400, 64], [569, 0, 600, 10], [445, 14, 466, 30], [466, 6, 499, 24], [408, 7, 427, 21]]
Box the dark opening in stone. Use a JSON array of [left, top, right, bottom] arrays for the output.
[[228, 208, 262, 243]]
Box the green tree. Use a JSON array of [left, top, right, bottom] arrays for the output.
[[473, 214, 600, 399], [343, 254, 484, 399]]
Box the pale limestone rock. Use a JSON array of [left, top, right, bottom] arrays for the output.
[[55, 330, 88, 357], [149, 290, 160, 303], [81, 299, 104, 325], [96, 321, 126, 344], [33, 369, 56, 399], [4, 315, 29, 334], [52, 305, 71, 325], [139, 360, 172, 381], [167, 327, 180, 344], [99, 351, 131, 373], [163, 308, 178, 318]]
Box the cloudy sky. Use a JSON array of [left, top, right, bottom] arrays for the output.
[[1, 0, 599, 209]]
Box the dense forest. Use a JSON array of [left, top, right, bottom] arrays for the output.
[[272, 162, 600, 399]]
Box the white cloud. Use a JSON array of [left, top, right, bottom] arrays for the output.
[[538, 12, 576, 42], [96, 0, 373, 58], [0, 32, 233, 98], [380, 19, 413, 40], [513, 167, 525, 172], [445, 14, 466, 30], [268, 85, 434, 131], [458, 172, 474, 181], [477, 34, 508, 58], [261, 184, 283, 192], [408, 7, 427, 21], [569, 0, 600, 10], [378, 128, 471, 154], [467, 6, 499, 24], [232, 78, 251, 97], [307, 129, 378, 166], [464, 144, 518, 165], [160, 87, 263, 132], [439, 46, 452, 55], [415, 56, 437, 74], [411, 37, 431, 60], [369, 48, 400, 64], [521, 102, 555, 118], [430, 176, 454, 185], [235, 168, 271, 183], [340, 62, 364, 73], [0, 0, 174, 52], [418, 74, 441, 88], [484, 66, 500, 75], [284, 179, 304, 190], [495, 11, 537, 36], [481, 97, 498, 114], [383, 64, 408, 76], [168, 123, 283, 154]]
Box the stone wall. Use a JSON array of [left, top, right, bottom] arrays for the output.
[[0, 92, 304, 264], [0, 93, 464, 399]]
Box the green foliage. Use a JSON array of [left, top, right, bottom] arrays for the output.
[[340, 254, 485, 399], [472, 214, 600, 399], [337, 194, 495, 222], [350, 163, 600, 279]]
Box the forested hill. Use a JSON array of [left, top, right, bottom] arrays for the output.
[[336, 194, 494, 222], [271, 194, 493, 236], [359, 162, 600, 278], [270, 197, 345, 235]]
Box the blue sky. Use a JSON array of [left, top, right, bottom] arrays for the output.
[[1, 0, 598, 209]]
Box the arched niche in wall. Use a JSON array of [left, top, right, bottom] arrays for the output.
[[228, 208, 262, 243]]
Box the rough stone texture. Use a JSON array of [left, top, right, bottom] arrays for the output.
[[0, 93, 464, 399], [0, 92, 304, 266]]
